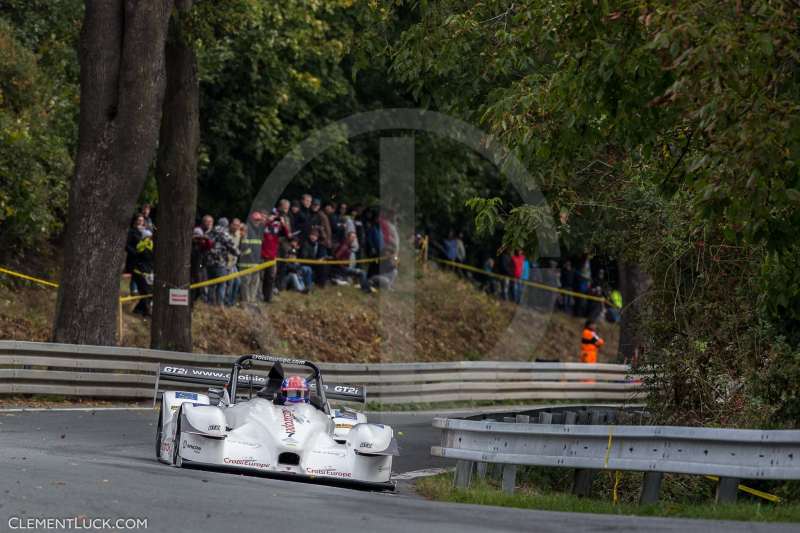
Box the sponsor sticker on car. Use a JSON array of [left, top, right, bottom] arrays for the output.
[[175, 392, 198, 400]]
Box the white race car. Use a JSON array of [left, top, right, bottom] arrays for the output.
[[154, 354, 397, 490]]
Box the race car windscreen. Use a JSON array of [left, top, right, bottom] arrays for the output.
[[234, 359, 323, 408]]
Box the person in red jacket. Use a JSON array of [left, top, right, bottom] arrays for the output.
[[510, 249, 526, 304], [261, 209, 289, 302]]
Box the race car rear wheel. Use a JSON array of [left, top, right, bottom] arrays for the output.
[[172, 408, 183, 468], [155, 410, 163, 460]]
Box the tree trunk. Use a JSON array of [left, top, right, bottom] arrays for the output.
[[151, 1, 199, 352], [617, 262, 652, 366], [53, 0, 174, 345]]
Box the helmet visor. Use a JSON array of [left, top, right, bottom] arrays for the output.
[[285, 389, 308, 402]]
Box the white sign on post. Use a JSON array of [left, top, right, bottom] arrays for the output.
[[168, 289, 189, 306]]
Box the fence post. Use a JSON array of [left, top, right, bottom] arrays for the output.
[[716, 477, 739, 503], [454, 460, 473, 489], [639, 472, 663, 505]]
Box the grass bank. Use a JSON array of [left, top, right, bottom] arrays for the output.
[[416, 473, 800, 523], [0, 267, 619, 363]]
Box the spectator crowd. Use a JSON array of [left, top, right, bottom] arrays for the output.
[[123, 195, 401, 316], [433, 233, 622, 325]]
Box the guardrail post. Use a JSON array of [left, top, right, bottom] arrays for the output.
[[564, 411, 577, 424], [639, 472, 663, 505], [476, 462, 487, 479], [716, 477, 739, 503], [539, 412, 553, 424], [454, 460, 473, 489], [572, 410, 598, 497], [502, 464, 517, 494]]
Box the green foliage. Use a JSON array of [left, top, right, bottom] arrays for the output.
[[384, 0, 800, 427], [0, 4, 79, 254]]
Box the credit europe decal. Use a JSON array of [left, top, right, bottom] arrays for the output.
[[281, 408, 296, 437], [223, 458, 270, 469]]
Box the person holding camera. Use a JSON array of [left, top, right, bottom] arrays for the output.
[[260, 209, 290, 303]]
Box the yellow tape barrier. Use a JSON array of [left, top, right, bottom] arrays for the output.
[[1, 255, 387, 304], [0, 266, 59, 288], [704, 475, 781, 503], [432, 258, 609, 303]]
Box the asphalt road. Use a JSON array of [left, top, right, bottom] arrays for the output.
[[0, 409, 792, 533]]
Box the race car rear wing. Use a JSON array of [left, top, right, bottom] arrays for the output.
[[156, 363, 367, 404]]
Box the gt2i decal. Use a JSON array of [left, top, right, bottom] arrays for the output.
[[360, 442, 374, 449], [207, 425, 221, 431]]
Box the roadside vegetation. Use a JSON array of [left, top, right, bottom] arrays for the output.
[[416, 472, 800, 523]]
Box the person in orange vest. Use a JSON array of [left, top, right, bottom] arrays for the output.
[[580, 320, 604, 363]]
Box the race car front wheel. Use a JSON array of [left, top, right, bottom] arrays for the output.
[[155, 410, 163, 460], [172, 408, 183, 468]]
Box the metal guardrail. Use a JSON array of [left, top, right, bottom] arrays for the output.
[[431, 407, 800, 504], [0, 341, 644, 404]]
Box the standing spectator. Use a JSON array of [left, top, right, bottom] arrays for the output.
[[125, 214, 147, 296], [481, 257, 499, 295], [559, 260, 575, 314], [607, 289, 623, 323], [201, 214, 214, 234], [378, 208, 399, 257], [364, 208, 384, 278], [224, 218, 243, 306], [301, 228, 328, 289], [574, 254, 592, 317], [289, 200, 303, 238], [277, 199, 293, 236], [190, 227, 213, 305], [238, 212, 265, 303], [310, 198, 332, 251], [455, 232, 466, 264], [334, 203, 349, 244], [131, 233, 154, 317], [543, 259, 561, 312], [580, 320, 605, 363], [294, 194, 313, 241], [350, 206, 365, 258], [499, 251, 514, 300], [206, 218, 239, 306], [442, 230, 458, 272], [324, 202, 340, 246], [511, 249, 525, 304], [260, 209, 290, 303], [140, 203, 155, 231]]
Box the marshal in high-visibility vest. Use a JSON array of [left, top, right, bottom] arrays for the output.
[[580, 320, 605, 363]]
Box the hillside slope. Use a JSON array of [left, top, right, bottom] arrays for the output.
[[0, 268, 618, 363]]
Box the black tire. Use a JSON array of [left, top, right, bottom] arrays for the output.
[[155, 409, 163, 460], [172, 407, 182, 467]]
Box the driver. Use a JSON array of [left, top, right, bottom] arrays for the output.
[[280, 375, 309, 404]]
